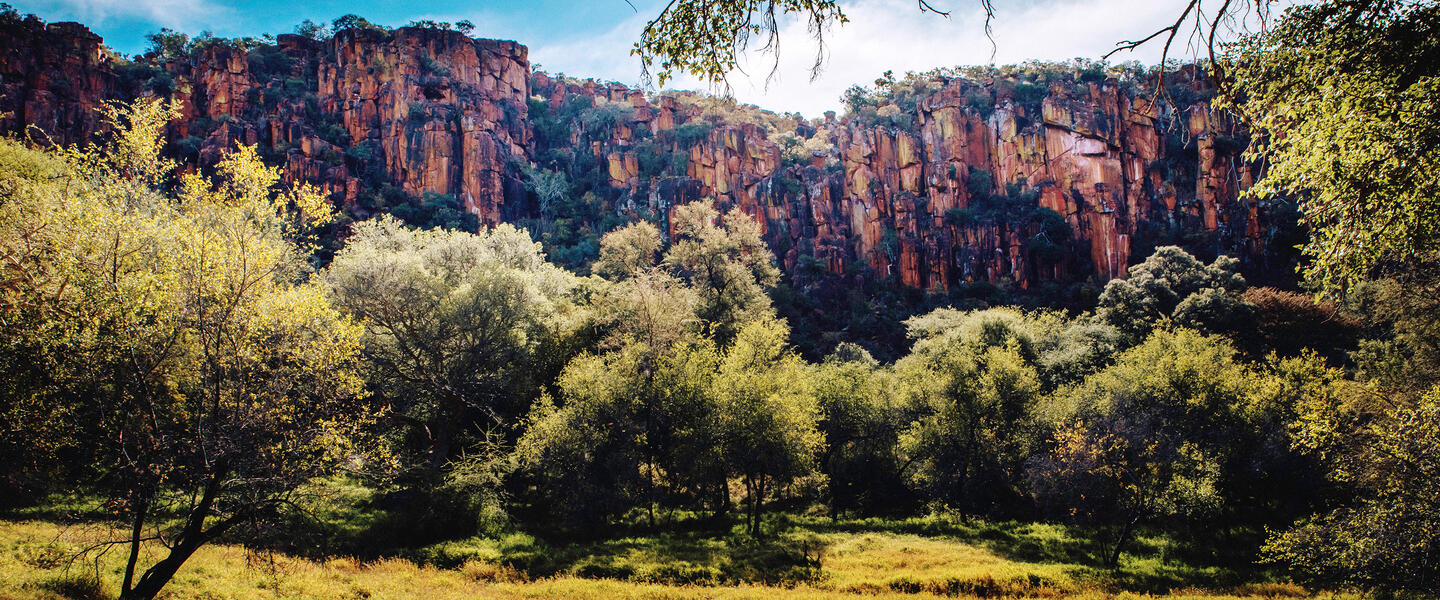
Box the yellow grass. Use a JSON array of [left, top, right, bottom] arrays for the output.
[[0, 519, 1352, 600]]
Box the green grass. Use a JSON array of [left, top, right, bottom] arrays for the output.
[[0, 514, 1359, 600]]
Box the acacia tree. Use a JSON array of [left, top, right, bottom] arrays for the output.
[[0, 99, 373, 600], [812, 344, 905, 519], [1224, 0, 1440, 293], [1096, 246, 1251, 342], [713, 318, 823, 536], [895, 308, 1045, 513], [634, 1, 1269, 89], [1030, 329, 1253, 568], [1264, 385, 1440, 594], [664, 200, 781, 344], [323, 217, 578, 475]]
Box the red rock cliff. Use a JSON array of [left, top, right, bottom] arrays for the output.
[[1, 19, 1278, 290], [529, 69, 1268, 291]]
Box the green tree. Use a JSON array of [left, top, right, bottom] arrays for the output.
[[322, 217, 578, 475], [1096, 246, 1250, 342], [144, 27, 191, 58], [1264, 386, 1440, 595], [1030, 329, 1251, 567], [0, 99, 372, 600], [593, 220, 664, 280], [663, 199, 781, 343], [895, 308, 1044, 513], [812, 344, 905, 518], [1225, 0, 1440, 292], [713, 319, 823, 536]]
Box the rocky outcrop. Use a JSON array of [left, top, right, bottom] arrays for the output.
[[530, 68, 1268, 291], [0, 16, 1278, 291], [0, 17, 118, 146], [1, 20, 532, 225]]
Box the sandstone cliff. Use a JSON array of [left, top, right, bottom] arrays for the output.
[[0, 17, 1288, 293]]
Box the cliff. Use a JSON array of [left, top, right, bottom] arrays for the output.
[[528, 69, 1279, 292], [0, 17, 1292, 294]]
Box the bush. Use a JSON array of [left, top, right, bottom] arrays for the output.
[[578, 102, 633, 134], [965, 166, 993, 200], [673, 121, 713, 147]]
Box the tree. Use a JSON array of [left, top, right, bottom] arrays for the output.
[[293, 19, 330, 40], [713, 319, 823, 536], [144, 27, 190, 58], [593, 220, 664, 280], [1224, 0, 1440, 292], [895, 308, 1044, 513], [322, 217, 578, 475], [332, 14, 387, 34], [812, 344, 905, 518], [523, 166, 568, 229], [516, 335, 725, 528], [1096, 246, 1250, 342], [1264, 386, 1440, 595], [0, 99, 373, 600], [663, 199, 781, 343], [1030, 329, 1252, 567], [634, 1, 1266, 89]]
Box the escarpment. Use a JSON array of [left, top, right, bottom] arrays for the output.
[[0, 18, 1295, 292]]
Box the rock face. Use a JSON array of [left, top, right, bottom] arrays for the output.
[[1, 21, 532, 225], [530, 69, 1272, 291], [0, 18, 1283, 291], [0, 17, 117, 147]]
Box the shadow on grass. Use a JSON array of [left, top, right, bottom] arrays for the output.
[[424, 513, 827, 586], [787, 513, 1105, 565]]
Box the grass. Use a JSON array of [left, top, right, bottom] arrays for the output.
[[0, 515, 1361, 600]]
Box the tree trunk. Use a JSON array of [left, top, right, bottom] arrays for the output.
[[1108, 518, 1137, 569], [428, 396, 463, 475], [121, 469, 230, 600], [120, 494, 148, 595], [748, 474, 766, 538]]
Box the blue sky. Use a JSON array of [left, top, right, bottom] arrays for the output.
[[10, 0, 1278, 116]]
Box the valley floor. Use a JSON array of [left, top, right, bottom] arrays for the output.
[[0, 518, 1355, 600]]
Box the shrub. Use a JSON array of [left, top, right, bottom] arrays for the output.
[[578, 101, 633, 134], [673, 121, 713, 147]]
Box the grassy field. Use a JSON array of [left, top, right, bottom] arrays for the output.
[[0, 513, 1359, 600]]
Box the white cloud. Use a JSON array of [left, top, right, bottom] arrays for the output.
[[30, 0, 225, 30], [532, 0, 1253, 117]]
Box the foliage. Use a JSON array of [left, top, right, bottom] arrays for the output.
[[632, 0, 847, 86], [322, 217, 579, 476], [578, 100, 634, 134], [1265, 386, 1440, 595], [1224, 0, 1440, 292], [715, 319, 824, 536], [593, 221, 663, 280], [1095, 246, 1249, 342], [1030, 329, 1255, 568], [664, 200, 782, 344], [896, 309, 1045, 513], [332, 14, 391, 35], [812, 344, 905, 517], [0, 99, 369, 600]]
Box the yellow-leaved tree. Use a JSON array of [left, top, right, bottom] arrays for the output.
[[0, 99, 376, 600]]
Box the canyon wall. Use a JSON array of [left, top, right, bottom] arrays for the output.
[[0, 17, 1285, 292], [530, 69, 1272, 291]]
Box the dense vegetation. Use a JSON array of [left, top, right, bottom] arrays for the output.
[[2, 1, 1439, 599]]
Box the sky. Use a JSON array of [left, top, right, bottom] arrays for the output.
[[10, 0, 1269, 117]]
